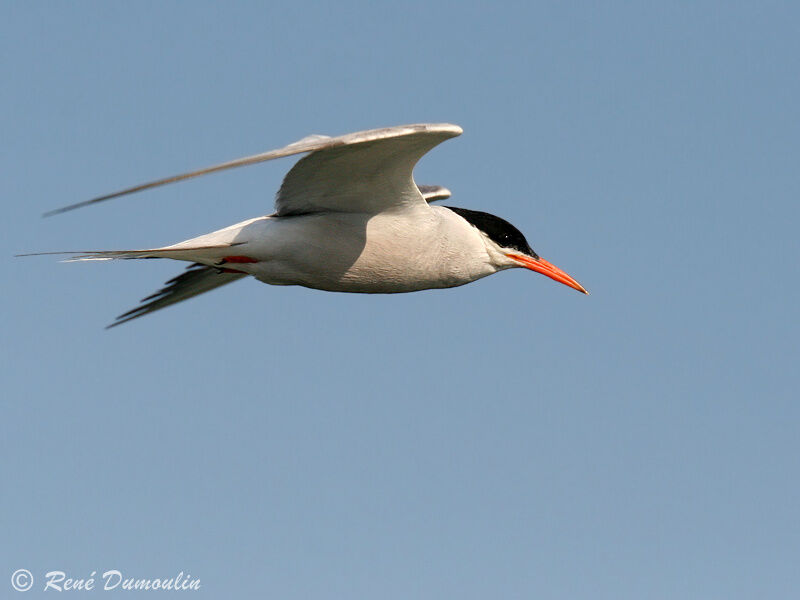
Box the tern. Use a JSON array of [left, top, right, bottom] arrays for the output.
[[35, 123, 587, 327]]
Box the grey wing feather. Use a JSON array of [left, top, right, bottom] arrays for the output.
[[275, 124, 461, 215], [46, 123, 462, 216], [107, 263, 246, 328]]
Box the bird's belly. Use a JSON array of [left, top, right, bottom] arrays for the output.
[[247, 212, 488, 293], [331, 260, 471, 293], [253, 248, 473, 293]]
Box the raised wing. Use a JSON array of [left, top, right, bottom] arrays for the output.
[[45, 123, 462, 216], [274, 124, 462, 215], [418, 184, 452, 203]]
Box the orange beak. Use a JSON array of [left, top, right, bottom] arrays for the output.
[[506, 254, 588, 294]]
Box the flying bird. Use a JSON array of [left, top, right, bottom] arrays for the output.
[[36, 123, 587, 327]]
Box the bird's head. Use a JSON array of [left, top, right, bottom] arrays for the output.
[[447, 206, 588, 294]]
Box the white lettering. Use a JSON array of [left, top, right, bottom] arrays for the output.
[[45, 569, 200, 592], [44, 571, 65, 592], [102, 569, 122, 590]]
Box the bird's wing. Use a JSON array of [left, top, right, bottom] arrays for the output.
[[418, 184, 452, 203], [108, 263, 246, 328], [45, 123, 462, 216], [274, 123, 462, 215]]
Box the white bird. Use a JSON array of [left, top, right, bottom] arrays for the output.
[[35, 123, 587, 327]]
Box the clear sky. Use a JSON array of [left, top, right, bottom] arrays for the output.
[[2, 2, 798, 598]]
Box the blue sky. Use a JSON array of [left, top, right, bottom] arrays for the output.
[[2, 2, 798, 598]]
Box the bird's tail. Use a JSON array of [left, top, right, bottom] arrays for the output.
[[18, 242, 243, 263], [17, 242, 250, 327]]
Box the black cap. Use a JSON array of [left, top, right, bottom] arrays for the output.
[[445, 206, 538, 258]]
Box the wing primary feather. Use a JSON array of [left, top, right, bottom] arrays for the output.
[[43, 153, 286, 217]]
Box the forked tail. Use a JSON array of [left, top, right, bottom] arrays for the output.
[[18, 243, 250, 327]]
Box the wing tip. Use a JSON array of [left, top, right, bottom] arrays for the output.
[[430, 122, 463, 136], [418, 184, 452, 202], [406, 122, 463, 137], [42, 201, 90, 217]]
